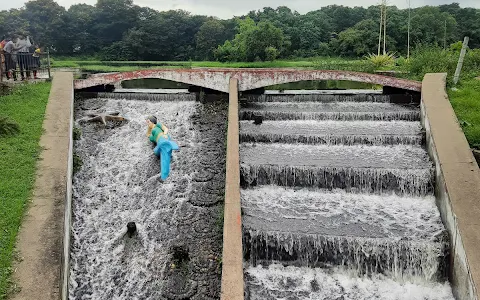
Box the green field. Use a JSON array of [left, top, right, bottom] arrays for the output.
[[51, 57, 377, 73], [448, 79, 480, 149], [0, 83, 51, 299]]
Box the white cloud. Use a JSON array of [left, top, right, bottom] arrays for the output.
[[1, 0, 479, 18]]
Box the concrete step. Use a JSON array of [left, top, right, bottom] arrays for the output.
[[240, 101, 419, 121], [245, 264, 454, 300], [242, 187, 444, 241], [242, 93, 392, 103], [240, 144, 434, 195], [240, 143, 431, 169], [240, 120, 424, 145]]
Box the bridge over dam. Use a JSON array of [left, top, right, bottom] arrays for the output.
[[13, 68, 480, 300], [73, 68, 422, 93]]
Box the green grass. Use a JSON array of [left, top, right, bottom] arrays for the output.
[[448, 78, 480, 148], [51, 57, 376, 73], [0, 83, 51, 299]]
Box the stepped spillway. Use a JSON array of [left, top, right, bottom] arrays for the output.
[[239, 93, 454, 299]]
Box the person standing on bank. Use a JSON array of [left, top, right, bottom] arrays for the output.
[[31, 44, 41, 79], [0, 36, 5, 81], [3, 37, 18, 81], [15, 35, 32, 80], [146, 116, 179, 182]]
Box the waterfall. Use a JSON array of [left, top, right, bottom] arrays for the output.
[[69, 94, 227, 299], [239, 91, 453, 300]]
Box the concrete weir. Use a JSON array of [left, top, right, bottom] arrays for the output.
[[10, 72, 73, 300], [9, 70, 480, 300], [422, 73, 480, 300]]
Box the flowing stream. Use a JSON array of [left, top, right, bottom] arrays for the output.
[[240, 93, 454, 299], [70, 92, 227, 299]]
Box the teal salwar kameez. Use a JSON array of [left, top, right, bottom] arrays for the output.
[[149, 123, 179, 180]]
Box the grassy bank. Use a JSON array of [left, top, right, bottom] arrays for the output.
[[0, 83, 51, 299], [448, 79, 480, 148]]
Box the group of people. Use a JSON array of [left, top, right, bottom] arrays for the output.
[[0, 35, 42, 81]]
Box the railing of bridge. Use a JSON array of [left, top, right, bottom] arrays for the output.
[[0, 50, 51, 82]]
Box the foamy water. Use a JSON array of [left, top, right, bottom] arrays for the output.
[[69, 98, 200, 299], [242, 187, 445, 240], [245, 264, 455, 300], [240, 92, 452, 298]]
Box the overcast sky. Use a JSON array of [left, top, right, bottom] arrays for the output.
[[2, 0, 479, 19]]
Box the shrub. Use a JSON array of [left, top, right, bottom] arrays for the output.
[[364, 52, 396, 69], [265, 46, 279, 61], [0, 116, 20, 137], [406, 43, 480, 82]]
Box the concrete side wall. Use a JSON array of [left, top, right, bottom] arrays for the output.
[[421, 73, 480, 300], [220, 78, 244, 300], [11, 72, 74, 300]]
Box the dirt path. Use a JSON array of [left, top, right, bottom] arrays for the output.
[[10, 72, 73, 300]]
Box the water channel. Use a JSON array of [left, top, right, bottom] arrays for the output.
[[239, 87, 454, 299], [69, 78, 455, 299], [70, 88, 227, 299]]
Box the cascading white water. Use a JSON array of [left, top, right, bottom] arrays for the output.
[[244, 94, 392, 103], [239, 91, 454, 299], [245, 264, 454, 300], [70, 94, 226, 299], [240, 102, 420, 121]]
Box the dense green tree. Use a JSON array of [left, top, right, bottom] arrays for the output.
[[65, 4, 97, 54], [21, 0, 67, 48], [92, 0, 139, 48], [195, 18, 227, 60], [330, 19, 394, 56], [410, 6, 457, 47], [215, 17, 285, 62], [0, 0, 479, 60], [439, 3, 480, 48], [293, 11, 333, 57]]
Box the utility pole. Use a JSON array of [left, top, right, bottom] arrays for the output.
[[378, 1, 383, 56], [407, 0, 411, 59], [444, 20, 447, 50], [453, 36, 469, 85], [383, 0, 387, 55]]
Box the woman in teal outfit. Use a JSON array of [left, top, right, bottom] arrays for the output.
[[146, 116, 179, 181]]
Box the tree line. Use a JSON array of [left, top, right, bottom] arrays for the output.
[[0, 0, 479, 61]]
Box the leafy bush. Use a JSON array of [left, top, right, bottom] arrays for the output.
[[406, 43, 480, 81], [265, 46, 279, 61], [214, 40, 237, 62], [0, 116, 20, 137], [364, 52, 396, 69], [73, 153, 83, 174], [73, 126, 82, 141]]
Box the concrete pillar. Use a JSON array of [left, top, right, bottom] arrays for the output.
[[220, 78, 244, 300]]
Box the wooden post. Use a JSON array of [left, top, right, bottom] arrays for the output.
[[453, 36, 469, 85]]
